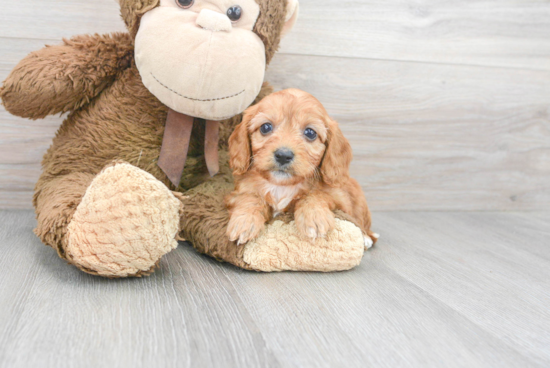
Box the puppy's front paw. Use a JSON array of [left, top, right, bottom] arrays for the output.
[[295, 206, 335, 241], [227, 212, 266, 245]]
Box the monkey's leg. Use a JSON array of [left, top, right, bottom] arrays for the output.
[[34, 172, 95, 258], [180, 175, 366, 272], [34, 162, 183, 277]]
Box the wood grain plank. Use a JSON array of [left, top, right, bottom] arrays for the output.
[[0, 163, 43, 208], [266, 54, 550, 211], [223, 262, 538, 367], [1, 210, 548, 367], [1, 0, 550, 210], [0, 38, 61, 65], [1, 0, 550, 70], [0, 210, 277, 368], [371, 211, 550, 366], [2, 49, 550, 210], [280, 0, 550, 70], [0, 39, 66, 208], [0, 0, 126, 40]]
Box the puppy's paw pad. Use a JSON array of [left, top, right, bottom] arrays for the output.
[[227, 213, 265, 245], [306, 227, 317, 239], [295, 207, 335, 241]]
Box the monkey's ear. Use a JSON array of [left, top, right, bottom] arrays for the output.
[[281, 0, 299, 37], [119, 0, 159, 37], [229, 106, 258, 176]]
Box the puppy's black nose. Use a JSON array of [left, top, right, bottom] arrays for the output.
[[274, 148, 294, 166]]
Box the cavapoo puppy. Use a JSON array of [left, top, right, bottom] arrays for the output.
[[226, 89, 378, 247]]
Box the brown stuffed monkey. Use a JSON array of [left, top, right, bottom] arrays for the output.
[[0, 0, 366, 277]]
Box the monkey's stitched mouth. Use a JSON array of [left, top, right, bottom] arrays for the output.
[[151, 73, 245, 102]]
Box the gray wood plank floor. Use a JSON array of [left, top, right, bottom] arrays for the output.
[[0, 210, 548, 368]]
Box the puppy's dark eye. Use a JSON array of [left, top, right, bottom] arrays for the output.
[[260, 123, 273, 135], [304, 128, 317, 141], [227, 6, 242, 21], [176, 0, 194, 8]]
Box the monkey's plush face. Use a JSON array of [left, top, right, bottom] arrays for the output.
[[135, 0, 266, 120]]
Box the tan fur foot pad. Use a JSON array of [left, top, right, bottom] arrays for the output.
[[66, 162, 182, 277], [243, 218, 365, 272]]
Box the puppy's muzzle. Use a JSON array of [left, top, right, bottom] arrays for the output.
[[274, 148, 294, 167]]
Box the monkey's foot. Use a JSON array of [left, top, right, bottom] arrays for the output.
[[242, 218, 365, 272], [66, 162, 183, 277]]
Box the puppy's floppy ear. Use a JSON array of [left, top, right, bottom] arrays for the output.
[[229, 106, 257, 175], [320, 119, 353, 186]]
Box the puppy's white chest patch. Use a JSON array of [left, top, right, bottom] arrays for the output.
[[263, 184, 300, 214]]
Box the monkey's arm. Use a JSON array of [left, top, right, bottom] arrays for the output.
[[1, 32, 133, 119]]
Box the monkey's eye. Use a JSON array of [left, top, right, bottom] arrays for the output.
[[260, 123, 273, 135], [227, 6, 242, 22], [304, 128, 317, 141], [176, 0, 194, 9]]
